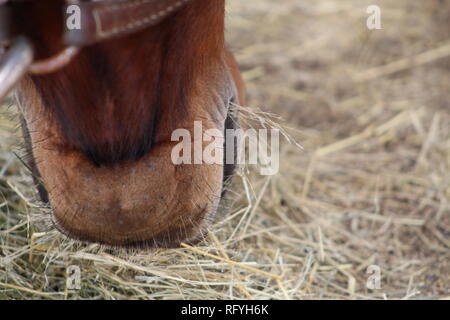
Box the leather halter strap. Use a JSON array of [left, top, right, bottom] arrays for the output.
[[64, 0, 193, 46], [0, 0, 195, 101], [0, 0, 194, 99]]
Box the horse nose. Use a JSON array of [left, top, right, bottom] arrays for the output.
[[38, 142, 224, 248]]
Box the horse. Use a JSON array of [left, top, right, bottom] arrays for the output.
[[0, 0, 246, 248]]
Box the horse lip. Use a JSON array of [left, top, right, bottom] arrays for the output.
[[50, 203, 215, 248]]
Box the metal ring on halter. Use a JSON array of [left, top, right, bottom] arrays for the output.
[[27, 0, 81, 74], [0, 36, 33, 101], [28, 45, 80, 75], [0, 36, 80, 101], [0, 0, 81, 100]]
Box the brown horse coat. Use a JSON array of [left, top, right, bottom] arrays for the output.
[[12, 0, 245, 247]]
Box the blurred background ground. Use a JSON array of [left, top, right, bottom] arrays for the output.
[[0, 0, 449, 299]]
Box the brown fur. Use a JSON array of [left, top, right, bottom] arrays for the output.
[[16, 0, 246, 247]]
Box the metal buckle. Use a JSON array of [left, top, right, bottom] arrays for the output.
[[0, 0, 81, 103], [0, 36, 33, 102], [0, 38, 80, 102]]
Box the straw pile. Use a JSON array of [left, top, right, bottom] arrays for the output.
[[0, 0, 449, 299]]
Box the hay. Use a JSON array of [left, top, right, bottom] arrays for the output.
[[0, 0, 449, 299]]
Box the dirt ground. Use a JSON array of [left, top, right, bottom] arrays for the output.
[[0, 0, 449, 299]]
